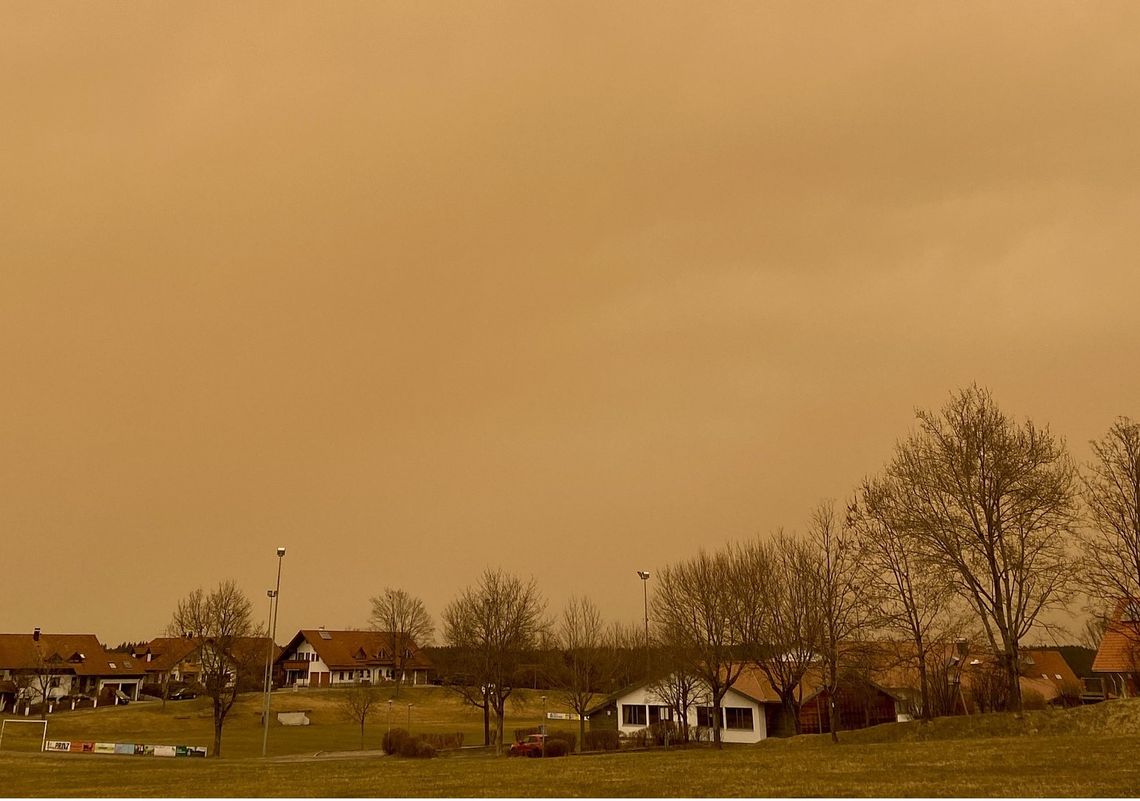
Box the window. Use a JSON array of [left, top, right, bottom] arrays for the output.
[[622, 704, 647, 726], [696, 706, 723, 728], [724, 707, 754, 730], [648, 705, 672, 724]]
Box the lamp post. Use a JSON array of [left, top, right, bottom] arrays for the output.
[[387, 699, 393, 737], [637, 570, 651, 674], [407, 703, 413, 729], [541, 695, 547, 758], [260, 546, 286, 758]]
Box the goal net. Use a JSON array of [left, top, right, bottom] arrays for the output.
[[0, 719, 48, 753]]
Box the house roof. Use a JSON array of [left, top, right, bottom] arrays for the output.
[[278, 630, 432, 671], [0, 634, 146, 677], [133, 637, 205, 673], [1092, 626, 1140, 673]]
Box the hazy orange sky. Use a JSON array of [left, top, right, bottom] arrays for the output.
[[3, 2, 1139, 645]]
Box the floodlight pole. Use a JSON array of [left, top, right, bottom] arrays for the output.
[[261, 546, 286, 758], [637, 571, 651, 674]]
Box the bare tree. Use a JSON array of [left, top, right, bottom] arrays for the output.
[[652, 548, 746, 749], [888, 386, 1080, 711], [849, 475, 961, 721], [369, 587, 434, 698], [338, 682, 383, 749], [1080, 417, 1140, 606], [645, 658, 706, 744], [170, 580, 261, 757], [440, 568, 546, 754], [549, 596, 613, 752], [810, 500, 870, 742], [739, 531, 822, 735]]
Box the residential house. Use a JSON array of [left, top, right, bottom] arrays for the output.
[[1092, 599, 1140, 698], [0, 631, 146, 711], [276, 628, 432, 688], [133, 635, 280, 692], [586, 673, 770, 744]]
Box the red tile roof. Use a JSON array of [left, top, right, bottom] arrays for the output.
[[0, 634, 146, 677]]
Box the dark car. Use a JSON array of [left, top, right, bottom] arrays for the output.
[[169, 687, 197, 701]]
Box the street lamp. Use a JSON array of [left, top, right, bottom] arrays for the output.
[[637, 571, 651, 673], [541, 695, 547, 758], [387, 699, 393, 737], [407, 703, 413, 729], [261, 546, 286, 758]]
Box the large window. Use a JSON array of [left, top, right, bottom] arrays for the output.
[[648, 705, 672, 724], [724, 707, 754, 730], [622, 704, 647, 726], [696, 706, 723, 728]]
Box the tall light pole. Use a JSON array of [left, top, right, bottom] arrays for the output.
[[541, 695, 547, 758], [261, 546, 286, 758], [387, 699, 393, 737], [637, 571, 651, 674]]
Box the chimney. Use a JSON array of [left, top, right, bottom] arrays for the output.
[[33, 627, 41, 642]]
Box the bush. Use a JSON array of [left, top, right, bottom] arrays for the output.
[[583, 729, 620, 751], [624, 728, 649, 748], [647, 720, 677, 746], [543, 738, 570, 757], [383, 728, 412, 755], [545, 729, 577, 753], [399, 738, 436, 759], [421, 732, 463, 750], [1022, 689, 1047, 711]]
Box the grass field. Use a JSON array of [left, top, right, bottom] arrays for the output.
[[3, 690, 1140, 797]]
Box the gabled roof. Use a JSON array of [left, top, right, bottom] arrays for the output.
[[133, 637, 204, 673], [277, 630, 431, 671], [0, 634, 146, 677]]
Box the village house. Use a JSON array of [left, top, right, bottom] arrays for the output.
[[276, 628, 432, 688], [0, 631, 146, 711], [132, 635, 282, 692], [1091, 599, 1140, 698]]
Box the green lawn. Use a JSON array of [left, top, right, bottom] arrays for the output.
[[3, 692, 1140, 797]]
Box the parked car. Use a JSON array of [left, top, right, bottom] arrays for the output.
[[169, 687, 197, 701], [508, 734, 547, 758]]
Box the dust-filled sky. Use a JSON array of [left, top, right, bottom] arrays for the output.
[[3, 2, 1139, 646]]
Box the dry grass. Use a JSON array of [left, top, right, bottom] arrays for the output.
[[2, 694, 1140, 797]]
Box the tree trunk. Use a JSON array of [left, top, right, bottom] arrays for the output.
[[577, 716, 585, 754], [917, 648, 930, 722], [711, 691, 723, 749], [483, 703, 490, 746]]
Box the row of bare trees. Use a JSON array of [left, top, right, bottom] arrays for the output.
[[650, 386, 1140, 747]]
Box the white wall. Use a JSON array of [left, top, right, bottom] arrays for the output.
[[610, 681, 767, 744]]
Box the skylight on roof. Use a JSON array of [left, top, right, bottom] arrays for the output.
[[319, 630, 332, 640]]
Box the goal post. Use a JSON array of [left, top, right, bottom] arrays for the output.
[[0, 719, 48, 753]]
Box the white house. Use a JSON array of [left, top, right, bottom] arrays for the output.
[[276, 628, 432, 688], [587, 671, 772, 744]]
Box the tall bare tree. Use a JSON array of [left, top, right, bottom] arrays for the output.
[[652, 549, 746, 749], [810, 500, 870, 742], [440, 569, 546, 754], [369, 587, 434, 698], [888, 386, 1079, 711], [849, 475, 961, 721], [1080, 417, 1140, 606], [170, 580, 261, 757], [739, 531, 821, 735], [549, 596, 613, 752]]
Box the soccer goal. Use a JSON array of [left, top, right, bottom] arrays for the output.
[[0, 719, 48, 753]]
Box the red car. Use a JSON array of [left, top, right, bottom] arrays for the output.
[[508, 733, 547, 757]]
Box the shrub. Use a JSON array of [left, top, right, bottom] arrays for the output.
[[383, 728, 412, 755], [421, 732, 463, 750], [624, 727, 649, 748], [545, 729, 577, 752], [647, 720, 677, 746], [1022, 689, 1047, 711], [543, 738, 570, 757], [583, 729, 620, 751], [399, 739, 436, 759]]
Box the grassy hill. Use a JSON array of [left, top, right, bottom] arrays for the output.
[[2, 695, 1139, 796]]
